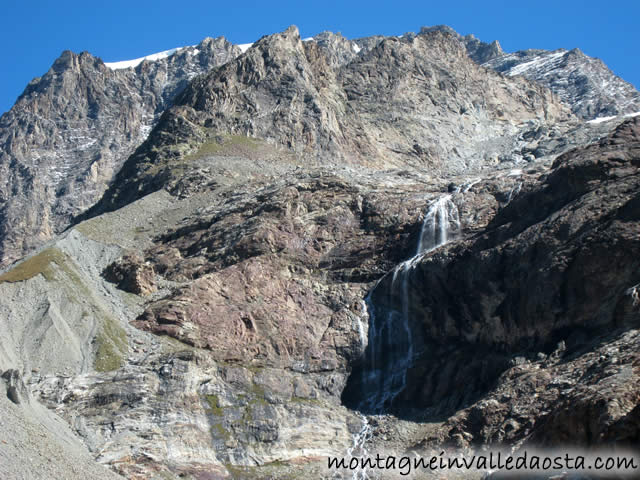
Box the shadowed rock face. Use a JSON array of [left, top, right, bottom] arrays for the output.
[[345, 118, 640, 449]]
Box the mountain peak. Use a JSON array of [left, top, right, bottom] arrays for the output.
[[51, 49, 91, 72], [483, 43, 640, 119], [419, 24, 458, 36], [254, 24, 303, 51], [0, 35, 240, 265]]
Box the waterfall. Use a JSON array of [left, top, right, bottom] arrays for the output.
[[416, 195, 460, 255], [331, 413, 372, 480], [355, 300, 368, 351], [347, 414, 372, 480], [506, 181, 522, 203], [337, 194, 462, 478], [358, 194, 460, 413]]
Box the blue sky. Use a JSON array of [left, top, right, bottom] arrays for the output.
[[1, 0, 639, 115]]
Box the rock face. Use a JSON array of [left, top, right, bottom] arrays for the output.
[[3, 23, 638, 266], [346, 117, 640, 451], [103, 254, 156, 295], [87, 25, 573, 216], [0, 24, 639, 480], [483, 47, 640, 119], [424, 24, 640, 120], [0, 37, 239, 267]]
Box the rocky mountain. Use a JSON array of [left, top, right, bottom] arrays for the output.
[[421, 24, 640, 120], [86, 26, 574, 217], [484, 48, 640, 119], [3, 25, 636, 271], [0, 25, 639, 480], [0, 37, 240, 267]]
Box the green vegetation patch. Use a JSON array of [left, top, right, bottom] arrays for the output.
[[204, 394, 225, 416], [247, 382, 268, 407], [211, 422, 231, 441], [224, 460, 296, 480], [94, 315, 128, 372], [290, 396, 321, 405], [159, 335, 199, 353], [184, 134, 262, 161], [0, 248, 66, 283]]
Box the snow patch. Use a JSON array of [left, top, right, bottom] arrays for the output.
[[587, 115, 618, 124], [352, 43, 362, 54], [507, 50, 566, 77], [139, 124, 152, 139], [587, 111, 640, 124], [105, 47, 185, 70]]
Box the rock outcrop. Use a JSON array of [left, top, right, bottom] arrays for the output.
[[103, 254, 156, 296], [0, 37, 239, 267]]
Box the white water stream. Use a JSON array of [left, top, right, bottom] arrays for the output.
[[337, 194, 463, 479], [358, 194, 461, 412], [347, 413, 373, 479], [356, 300, 368, 352]]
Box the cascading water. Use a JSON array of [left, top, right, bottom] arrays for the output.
[[357, 194, 461, 413], [336, 194, 462, 479], [355, 300, 368, 352], [346, 413, 373, 480], [506, 181, 522, 203], [416, 195, 460, 255]]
